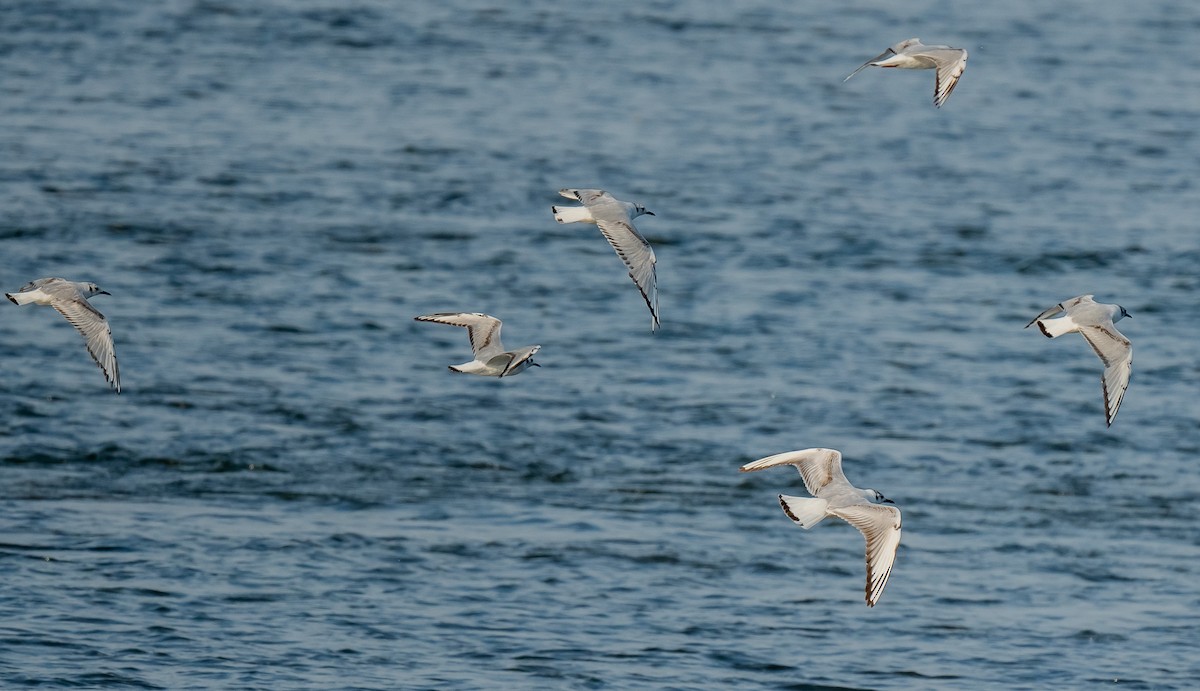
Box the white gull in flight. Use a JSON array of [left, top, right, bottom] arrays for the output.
[[1026, 294, 1132, 426], [844, 38, 968, 108], [6, 277, 120, 393], [552, 188, 659, 331], [740, 447, 901, 607], [414, 312, 541, 377]]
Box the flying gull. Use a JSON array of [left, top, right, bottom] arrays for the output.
[[414, 312, 541, 377], [1026, 294, 1132, 426], [6, 277, 120, 393], [740, 447, 901, 607], [844, 38, 968, 107], [552, 188, 659, 331]]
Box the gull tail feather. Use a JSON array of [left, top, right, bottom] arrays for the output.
[[1036, 316, 1077, 339], [552, 205, 592, 224], [778, 495, 829, 529]]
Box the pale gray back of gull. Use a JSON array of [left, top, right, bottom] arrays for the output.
[[414, 312, 541, 377], [740, 447, 901, 607], [551, 188, 659, 332], [1026, 294, 1132, 426], [6, 277, 120, 393], [844, 38, 968, 108]]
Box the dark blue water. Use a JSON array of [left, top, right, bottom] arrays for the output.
[[2, 1, 1199, 688]]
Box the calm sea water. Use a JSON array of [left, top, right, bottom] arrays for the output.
[[2, 1, 1199, 688]]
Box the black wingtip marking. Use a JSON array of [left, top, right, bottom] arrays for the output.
[[5, 294, 17, 305], [777, 495, 800, 523], [1036, 321, 1053, 338], [1102, 375, 1119, 427]]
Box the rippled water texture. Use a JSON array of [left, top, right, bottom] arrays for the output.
[[2, 0, 1199, 688]]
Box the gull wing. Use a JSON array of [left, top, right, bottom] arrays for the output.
[[828, 503, 902, 607], [12, 277, 59, 295], [51, 297, 120, 392], [739, 448, 848, 497], [843, 47, 896, 82], [1025, 295, 1093, 328], [414, 312, 505, 360], [500, 345, 542, 377], [559, 188, 611, 206], [913, 47, 967, 107], [594, 218, 659, 331], [1079, 324, 1132, 426], [558, 188, 660, 330], [1062, 294, 1096, 311]]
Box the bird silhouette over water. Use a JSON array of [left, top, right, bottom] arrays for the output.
[[6, 277, 120, 393]]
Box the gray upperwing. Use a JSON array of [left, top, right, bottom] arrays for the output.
[[51, 298, 120, 392], [500, 345, 541, 376], [1061, 294, 1095, 312], [595, 219, 659, 330], [41, 278, 87, 301], [15, 277, 60, 294], [559, 188, 610, 206], [415, 313, 506, 360], [1080, 323, 1131, 369], [1080, 324, 1132, 426], [844, 48, 895, 82], [485, 351, 515, 369], [921, 48, 967, 107], [1025, 294, 1096, 327], [1025, 303, 1065, 328]]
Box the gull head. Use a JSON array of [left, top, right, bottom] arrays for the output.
[[633, 203, 655, 218], [1116, 305, 1132, 321], [83, 282, 110, 297]]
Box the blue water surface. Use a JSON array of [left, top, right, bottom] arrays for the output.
[[2, 1, 1199, 688]]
